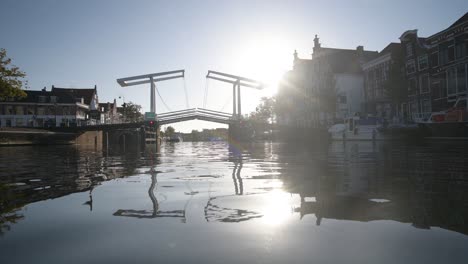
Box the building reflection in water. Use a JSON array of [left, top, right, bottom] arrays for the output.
[[0, 144, 143, 234], [281, 141, 468, 235], [1, 141, 468, 236]]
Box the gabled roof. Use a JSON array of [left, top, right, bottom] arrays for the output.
[[51, 86, 96, 105], [449, 12, 468, 28], [12, 90, 76, 104], [380, 43, 401, 55], [310, 47, 378, 74], [295, 49, 379, 74], [98, 102, 116, 112]]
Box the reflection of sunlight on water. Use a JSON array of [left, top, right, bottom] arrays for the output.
[[261, 190, 296, 226]]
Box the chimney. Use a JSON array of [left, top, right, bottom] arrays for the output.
[[313, 34, 321, 58], [293, 50, 299, 69], [356, 46, 364, 54], [314, 35, 321, 49]]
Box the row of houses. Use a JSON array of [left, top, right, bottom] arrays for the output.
[[276, 12, 468, 127], [0, 85, 121, 128]]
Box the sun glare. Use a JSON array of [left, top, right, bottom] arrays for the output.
[[232, 37, 292, 97], [261, 190, 294, 226]]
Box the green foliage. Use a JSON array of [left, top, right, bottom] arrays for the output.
[[248, 97, 276, 124], [164, 126, 175, 137], [0, 48, 27, 100], [118, 101, 143, 122], [0, 184, 24, 236]]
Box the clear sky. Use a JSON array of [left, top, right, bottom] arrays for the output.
[[2, 0, 467, 132]]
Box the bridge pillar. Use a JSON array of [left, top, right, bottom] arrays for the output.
[[103, 128, 146, 153], [229, 121, 253, 142]]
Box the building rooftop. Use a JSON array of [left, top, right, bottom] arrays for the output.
[[1, 86, 97, 105], [51, 86, 97, 105]]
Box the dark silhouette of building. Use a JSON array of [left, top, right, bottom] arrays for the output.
[[399, 12, 468, 121], [362, 43, 403, 119], [276, 35, 378, 132]]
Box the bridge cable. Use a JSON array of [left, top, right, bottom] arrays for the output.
[[220, 96, 231, 112], [203, 78, 209, 109], [155, 84, 172, 112], [183, 78, 190, 109]]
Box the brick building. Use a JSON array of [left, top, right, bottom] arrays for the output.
[[399, 12, 468, 121], [362, 43, 403, 120]]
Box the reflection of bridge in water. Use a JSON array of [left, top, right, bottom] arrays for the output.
[[113, 172, 187, 221], [3, 142, 468, 236]]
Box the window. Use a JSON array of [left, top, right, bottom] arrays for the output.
[[447, 68, 457, 95], [38, 96, 46, 103], [410, 101, 419, 116], [406, 43, 413, 57], [422, 99, 431, 113], [418, 55, 428, 70], [440, 48, 448, 65], [15, 118, 24, 127], [37, 107, 45, 115], [50, 96, 57, 103], [430, 52, 439, 67], [448, 44, 455, 62], [457, 64, 466, 93], [26, 106, 35, 115], [5, 105, 14, 115], [439, 41, 453, 65], [406, 60, 416, 74], [15, 106, 24, 115], [338, 95, 347, 104], [419, 74, 430, 94], [446, 65, 467, 96], [455, 43, 466, 59], [455, 36, 466, 59], [408, 78, 417, 95], [431, 79, 442, 99]]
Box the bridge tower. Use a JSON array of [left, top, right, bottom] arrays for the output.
[[117, 70, 185, 145], [206, 71, 264, 141], [117, 70, 185, 114], [206, 70, 263, 119]]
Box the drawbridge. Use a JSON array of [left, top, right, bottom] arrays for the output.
[[156, 108, 233, 125], [117, 70, 264, 125]]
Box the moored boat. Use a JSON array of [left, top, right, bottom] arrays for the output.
[[417, 96, 468, 139], [328, 116, 418, 141]]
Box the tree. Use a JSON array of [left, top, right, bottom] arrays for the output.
[[164, 126, 175, 137], [248, 97, 276, 124], [0, 48, 27, 100], [118, 101, 143, 122]]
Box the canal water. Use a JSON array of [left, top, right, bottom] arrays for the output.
[[1, 141, 468, 263]]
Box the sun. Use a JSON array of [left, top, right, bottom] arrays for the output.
[[232, 36, 292, 97]]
